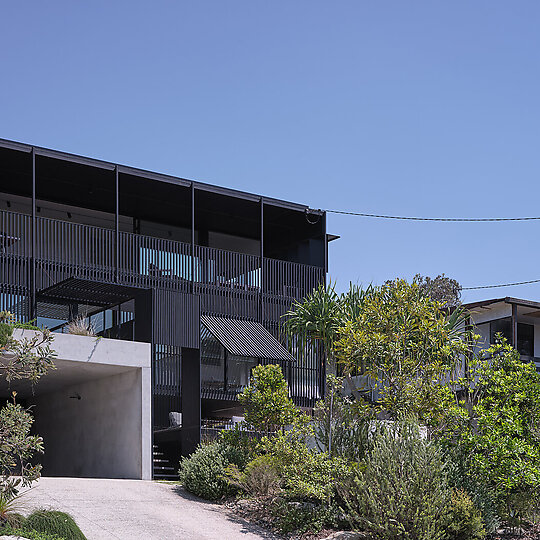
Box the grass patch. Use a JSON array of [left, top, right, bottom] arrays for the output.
[[1, 525, 64, 540], [24, 510, 86, 540]]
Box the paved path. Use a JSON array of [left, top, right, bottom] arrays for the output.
[[22, 477, 279, 540]]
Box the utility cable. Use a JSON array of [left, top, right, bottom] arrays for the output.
[[318, 209, 540, 290], [461, 278, 540, 290], [324, 209, 540, 222]]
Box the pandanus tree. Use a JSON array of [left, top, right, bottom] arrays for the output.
[[283, 282, 371, 400]]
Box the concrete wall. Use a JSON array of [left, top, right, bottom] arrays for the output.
[[30, 368, 150, 479], [14, 331, 152, 480]]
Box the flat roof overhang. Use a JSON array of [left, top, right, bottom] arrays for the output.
[[0, 137, 320, 214], [0, 330, 151, 399]]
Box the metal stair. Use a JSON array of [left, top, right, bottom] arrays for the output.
[[153, 444, 179, 480]]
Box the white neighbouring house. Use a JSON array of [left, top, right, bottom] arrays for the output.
[[464, 296, 540, 373], [1, 330, 152, 480]]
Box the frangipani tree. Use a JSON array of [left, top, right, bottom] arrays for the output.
[[334, 279, 472, 421], [0, 312, 56, 497]]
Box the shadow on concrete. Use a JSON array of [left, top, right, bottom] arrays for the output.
[[171, 486, 281, 538]]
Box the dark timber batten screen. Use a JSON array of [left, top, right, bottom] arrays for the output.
[[0, 207, 325, 425], [0, 139, 327, 429]]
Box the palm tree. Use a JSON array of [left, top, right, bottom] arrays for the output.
[[283, 282, 371, 400]]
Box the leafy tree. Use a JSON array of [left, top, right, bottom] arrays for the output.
[[335, 279, 470, 421], [239, 364, 298, 432], [412, 273, 462, 308], [0, 311, 56, 497], [440, 338, 540, 510]]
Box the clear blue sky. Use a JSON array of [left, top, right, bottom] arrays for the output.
[[2, 2, 539, 303]]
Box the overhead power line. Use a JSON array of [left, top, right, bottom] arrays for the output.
[[320, 209, 540, 291], [461, 278, 540, 291], [325, 209, 540, 222]]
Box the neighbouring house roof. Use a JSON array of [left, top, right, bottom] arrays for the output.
[[201, 315, 295, 362], [463, 297, 540, 311]]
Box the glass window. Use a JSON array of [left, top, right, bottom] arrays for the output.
[[227, 355, 257, 392], [200, 325, 225, 390], [517, 323, 534, 357], [490, 318, 512, 344]]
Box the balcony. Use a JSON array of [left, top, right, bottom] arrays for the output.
[[0, 209, 324, 323]]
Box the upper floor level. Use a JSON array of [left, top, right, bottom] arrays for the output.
[[0, 138, 332, 269]]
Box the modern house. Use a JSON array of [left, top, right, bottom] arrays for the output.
[[464, 297, 540, 372], [0, 138, 330, 478]]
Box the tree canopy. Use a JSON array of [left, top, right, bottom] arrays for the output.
[[0, 312, 56, 496]]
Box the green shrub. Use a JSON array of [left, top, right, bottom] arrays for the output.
[[443, 489, 486, 540], [179, 441, 248, 501], [446, 449, 500, 534], [219, 424, 260, 461], [24, 510, 86, 540], [0, 490, 27, 527], [1, 525, 64, 540], [314, 375, 373, 462], [340, 420, 450, 540], [224, 454, 281, 497], [271, 499, 342, 534], [239, 364, 299, 432], [0, 321, 13, 346], [263, 428, 352, 503]]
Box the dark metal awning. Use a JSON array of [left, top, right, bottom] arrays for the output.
[[201, 315, 295, 362], [37, 277, 145, 307]]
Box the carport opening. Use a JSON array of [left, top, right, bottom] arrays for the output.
[[0, 358, 144, 479]]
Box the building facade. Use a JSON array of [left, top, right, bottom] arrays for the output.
[[0, 138, 330, 473]]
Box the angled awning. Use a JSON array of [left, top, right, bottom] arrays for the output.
[[37, 277, 145, 306], [201, 315, 295, 362]]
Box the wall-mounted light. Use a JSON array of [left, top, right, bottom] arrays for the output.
[[37, 206, 41, 213], [6, 201, 11, 208], [69, 393, 81, 400], [67, 212, 72, 219]]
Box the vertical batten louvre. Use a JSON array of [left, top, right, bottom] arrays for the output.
[[0, 206, 325, 415]]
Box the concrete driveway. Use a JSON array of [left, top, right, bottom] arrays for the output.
[[22, 477, 279, 540]]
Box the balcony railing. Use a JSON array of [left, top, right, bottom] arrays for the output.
[[0, 209, 324, 323]]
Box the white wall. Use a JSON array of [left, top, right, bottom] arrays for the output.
[[470, 303, 511, 325]]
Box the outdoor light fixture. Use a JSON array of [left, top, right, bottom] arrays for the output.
[[69, 393, 81, 400], [304, 208, 321, 225]]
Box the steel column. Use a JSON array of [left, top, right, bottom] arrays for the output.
[[30, 147, 36, 321], [512, 303, 518, 348], [260, 197, 264, 322], [115, 165, 119, 283], [323, 211, 328, 275], [191, 183, 195, 293]]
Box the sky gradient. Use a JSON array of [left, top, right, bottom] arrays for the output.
[[2, 2, 539, 303]]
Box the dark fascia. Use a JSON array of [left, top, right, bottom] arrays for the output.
[[463, 297, 540, 311], [0, 137, 323, 215]]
